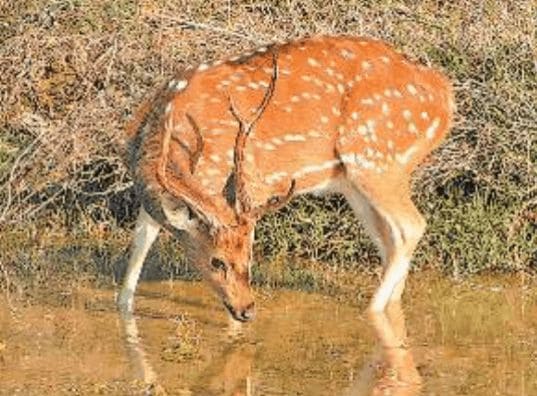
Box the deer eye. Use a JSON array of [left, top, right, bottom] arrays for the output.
[[210, 258, 227, 273]]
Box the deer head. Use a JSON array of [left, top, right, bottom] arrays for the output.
[[158, 52, 294, 321]]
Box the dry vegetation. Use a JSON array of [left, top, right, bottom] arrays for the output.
[[0, 1, 535, 291]]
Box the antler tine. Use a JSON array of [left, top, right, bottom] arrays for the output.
[[228, 51, 279, 217], [252, 179, 296, 219], [185, 113, 204, 174]]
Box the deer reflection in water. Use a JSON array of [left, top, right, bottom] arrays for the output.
[[119, 312, 254, 396], [345, 304, 421, 396], [118, 303, 420, 395]]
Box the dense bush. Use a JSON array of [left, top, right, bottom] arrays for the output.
[[0, 1, 535, 288]]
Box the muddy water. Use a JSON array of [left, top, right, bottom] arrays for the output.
[[1, 275, 536, 395]]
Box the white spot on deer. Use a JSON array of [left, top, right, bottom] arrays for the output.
[[201, 179, 210, 187], [308, 130, 322, 138], [301, 75, 313, 82], [428, 93, 435, 101], [292, 160, 340, 178], [280, 69, 292, 76], [365, 147, 375, 158], [361, 61, 372, 71], [265, 172, 288, 184], [290, 95, 300, 103], [311, 93, 321, 100], [380, 56, 390, 64], [387, 140, 395, 150], [408, 122, 418, 134], [263, 67, 273, 74], [373, 93, 382, 101], [337, 83, 345, 94], [325, 83, 336, 93], [366, 119, 376, 132], [218, 119, 239, 127], [307, 57, 321, 67], [208, 128, 226, 136], [354, 75, 363, 82], [261, 142, 277, 151], [406, 84, 418, 96], [248, 82, 259, 89], [386, 120, 394, 129], [209, 154, 221, 163], [168, 80, 176, 89], [226, 149, 234, 160], [246, 153, 255, 163], [229, 55, 241, 62], [312, 78, 323, 87], [395, 146, 418, 165], [420, 111, 430, 120], [402, 110, 412, 121], [165, 103, 172, 114], [346, 80, 354, 88], [236, 86, 247, 92], [212, 60, 223, 67], [351, 112, 360, 120], [197, 63, 209, 71], [206, 168, 220, 176], [284, 134, 307, 142], [325, 67, 335, 76], [426, 117, 441, 139], [335, 73, 345, 81], [332, 106, 341, 116], [283, 106, 293, 113], [361, 98, 375, 106], [340, 48, 355, 60], [384, 89, 392, 97], [230, 73, 244, 82], [301, 92, 312, 100], [382, 102, 390, 115], [271, 137, 284, 145], [392, 89, 403, 98], [220, 80, 231, 87], [340, 153, 375, 169], [357, 125, 368, 135], [258, 80, 269, 88], [209, 97, 221, 104], [320, 116, 330, 124], [257, 46, 267, 53], [175, 80, 188, 91]]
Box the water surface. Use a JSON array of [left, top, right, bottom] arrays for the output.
[[1, 275, 536, 395]]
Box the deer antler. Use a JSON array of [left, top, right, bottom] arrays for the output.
[[228, 51, 296, 221], [157, 111, 232, 230]]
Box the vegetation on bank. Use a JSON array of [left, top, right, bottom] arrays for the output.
[[0, 1, 535, 292]]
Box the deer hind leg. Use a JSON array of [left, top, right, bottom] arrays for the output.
[[343, 180, 426, 312], [118, 206, 161, 314]]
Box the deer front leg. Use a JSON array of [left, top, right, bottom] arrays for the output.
[[117, 207, 161, 314]]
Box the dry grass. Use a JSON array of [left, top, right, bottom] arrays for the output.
[[0, 1, 535, 288]]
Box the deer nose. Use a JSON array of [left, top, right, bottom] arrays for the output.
[[239, 302, 255, 321]]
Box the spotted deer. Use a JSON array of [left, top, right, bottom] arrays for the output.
[[118, 35, 454, 321]]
